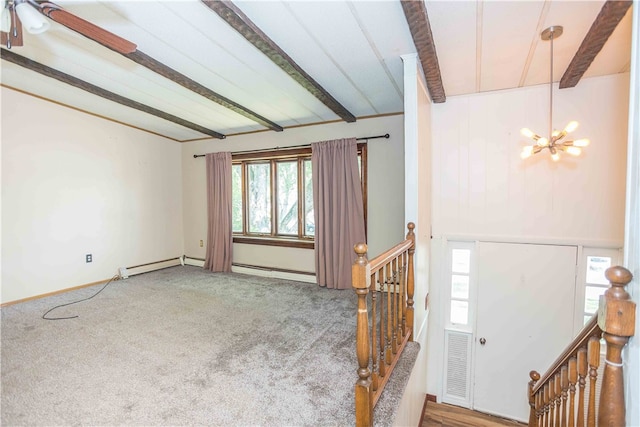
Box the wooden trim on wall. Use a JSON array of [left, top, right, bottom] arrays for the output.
[[0, 277, 114, 308], [0, 50, 226, 139], [233, 236, 314, 249], [0, 84, 183, 142]]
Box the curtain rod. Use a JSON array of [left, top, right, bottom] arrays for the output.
[[193, 133, 389, 158]]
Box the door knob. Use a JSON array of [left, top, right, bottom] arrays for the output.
[[479, 337, 486, 345]]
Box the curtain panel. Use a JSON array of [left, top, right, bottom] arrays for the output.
[[312, 138, 366, 290], [204, 152, 233, 272]]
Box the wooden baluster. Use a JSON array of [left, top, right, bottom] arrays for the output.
[[385, 262, 392, 365], [576, 347, 587, 427], [378, 270, 386, 380], [401, 250, 407, 337], [549, 376, 556, 427], [405, 222, 415, 341], [544, 383, 550, 427], [398, 253, 405, 341], [560, 365, 568, 427], [529, 371, 540, 427], [537, 391, 543, 427], [352, 243, 372, 427], [586, 335, 600, 427], [597, 266, 635, 426], [394, 256, 402, 348], [387, 261, 397, 355], [554, 372, 562, 427], [370, 271, 378, 392], [568, 357, 577, 427]]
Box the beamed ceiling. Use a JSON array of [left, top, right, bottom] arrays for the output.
[[0, 0, 634, 142]]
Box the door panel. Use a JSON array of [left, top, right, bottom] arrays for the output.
[[473, 242, 577, 421]]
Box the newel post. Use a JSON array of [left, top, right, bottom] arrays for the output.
[[528, 370, 540, 427], [406, 222, 415, 341], [353, 243, 372, 427], [597, 266, 635, 426]]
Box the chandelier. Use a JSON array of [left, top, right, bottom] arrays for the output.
[[520, 26, 589, 161]]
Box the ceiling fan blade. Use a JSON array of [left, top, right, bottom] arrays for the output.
[[1, 6, 24, 48], [37, 1, 136, 54]]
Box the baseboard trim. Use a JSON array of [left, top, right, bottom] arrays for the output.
[[426, 394, 437, 402], [183, 259, 317, 284], [126, 258, 181, 276], [232, 263, 315, 276], [418, 394, 430, 426], [232, 264, 316, 283], [1, 257, 182, 307], [1, 278, 113, 308]]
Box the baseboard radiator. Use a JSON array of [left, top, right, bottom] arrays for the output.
[[527, 266, 635, 427], [124, 257, 182, 277], [182, 257, 316, 284]]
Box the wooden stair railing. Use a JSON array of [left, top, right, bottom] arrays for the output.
[[528, 266, 635, 427], [353, 222, 416, 427]]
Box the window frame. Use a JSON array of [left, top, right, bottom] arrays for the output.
[[574, 246, 622, 332], [231, 144, 367, 249], [444, 241, 476, 333]]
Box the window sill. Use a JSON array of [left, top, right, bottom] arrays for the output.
[[233, 236, 314, 249]]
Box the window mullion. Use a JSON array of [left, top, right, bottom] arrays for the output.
[[241, 162, 248, 235], [297, 158, 304, 239], [271, 160, 277, 237]]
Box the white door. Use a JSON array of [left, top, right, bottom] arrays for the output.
[[473, 242, 577, 421]]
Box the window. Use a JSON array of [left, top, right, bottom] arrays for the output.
[[446, 242, 475, 330], [231, 144, 367, 248], [576, 247, 621, 329]]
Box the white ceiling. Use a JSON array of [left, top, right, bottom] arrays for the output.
[[0, 0, 633, 142]]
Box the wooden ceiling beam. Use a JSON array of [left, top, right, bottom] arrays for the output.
[[123, 50, 283, 132], [28, 1, 284, 132], [1, 49, 227, 139], [202, 0, 357, 123], [400, 0, 446, 103], [559, 0, 632, 89]]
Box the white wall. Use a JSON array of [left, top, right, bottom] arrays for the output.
[[181, 114, 405, 273], [426, 73, 630, 399], [623, 2, 639, 424], [393, 54, 432, 426], [1, 88, 184, 304], [431, 73, 629, 245]]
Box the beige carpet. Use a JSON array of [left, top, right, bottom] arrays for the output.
[[1, 266, 419, 426]]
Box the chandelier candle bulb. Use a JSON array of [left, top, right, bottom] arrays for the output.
[[573, 138, 590, 147], [521, 128, 536, 139], [565, 146, 582, 156], [564, 121, 579, 133], [521, 146, 534, 159], [537, 137, 549, 147]]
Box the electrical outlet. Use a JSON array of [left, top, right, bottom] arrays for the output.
[[86, 254, 92, 263], [199, 240, 203, 247]]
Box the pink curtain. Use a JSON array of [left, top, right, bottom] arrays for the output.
[[312, 138, 366, 289], [204, 152, 233, 272]]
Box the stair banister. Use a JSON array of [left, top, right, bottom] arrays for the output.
[[528, 266, 635, 427]]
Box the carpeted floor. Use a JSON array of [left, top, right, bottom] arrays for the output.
[[1, 266, 419, 426]]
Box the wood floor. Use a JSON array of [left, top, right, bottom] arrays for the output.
[[422, 401, 527, 427]]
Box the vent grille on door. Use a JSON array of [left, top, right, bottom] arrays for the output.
[[442, 329, 472, 407]]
